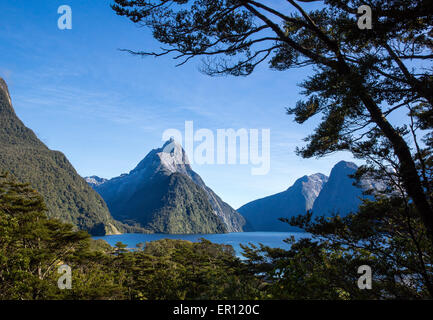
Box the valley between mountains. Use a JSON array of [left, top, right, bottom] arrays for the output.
[[1, 77, 378, 236]]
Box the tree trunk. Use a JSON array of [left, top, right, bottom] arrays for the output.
[[358, 85, 433, 242], [331, 59, 433, 241]]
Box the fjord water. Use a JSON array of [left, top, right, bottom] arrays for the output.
[[94, 232, 310, 257]]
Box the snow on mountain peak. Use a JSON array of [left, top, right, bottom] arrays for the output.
[[157, 138, 191, 173]]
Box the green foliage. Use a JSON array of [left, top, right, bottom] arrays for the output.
[[0, 174, 259, 299], [0, 173, 121, 299], [117, 238, 261, 300], [2, 171, 433, 300], [105, 171, 227, 234], [243, 196, 433, 299], [146, 173, 228, 234]]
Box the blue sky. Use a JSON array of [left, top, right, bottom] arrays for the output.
[[0, 0, 358, 209]]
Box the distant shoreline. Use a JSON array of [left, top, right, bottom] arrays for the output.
[[94, 231, 311, 257]]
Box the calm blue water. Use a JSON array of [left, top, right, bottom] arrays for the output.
[[94, 232, 310, 258]]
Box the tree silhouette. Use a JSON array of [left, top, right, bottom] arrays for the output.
[[112, 0, 433, 240]]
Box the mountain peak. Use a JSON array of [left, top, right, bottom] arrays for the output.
[[89, 140, 245, 233], [333, 161, 358, 171], [132, 139, 191, 175], [159, 138, 190, 171], [0, 77, 12, 109], [84, 176, 108, 188], [312, 160, 366, 217], [290, 173, 328, 189], [238, 172, 328, 231], [162, 136, 177, 148], [297, 173, 328, 210]]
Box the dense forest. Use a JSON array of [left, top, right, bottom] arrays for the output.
[[1, 172, 432, 299], [1, 0, 432, 300]]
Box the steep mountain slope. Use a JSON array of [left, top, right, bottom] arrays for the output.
[[312, 161, 378, 217], [92, 139, 244, 233], [238, 161, 382, 232], [0, 78, 122, 235], [238, 173, 328, 231]]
